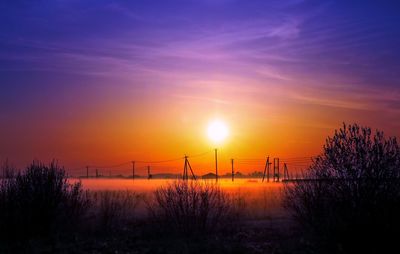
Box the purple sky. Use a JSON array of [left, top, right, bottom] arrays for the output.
[[1, 0, 400, 170]]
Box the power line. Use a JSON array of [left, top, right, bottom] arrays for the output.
[[88, 161, 131, 169], [235, 158, 265, 161], [68, 167, 87, 172], [187, 150, 213, 158], [68, 153, 318, 178], [135, 157, 184, 164]]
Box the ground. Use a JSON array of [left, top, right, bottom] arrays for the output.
[[10, 216, 312, 254]]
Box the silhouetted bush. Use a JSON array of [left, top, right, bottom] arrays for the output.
[[90, 190, 142, 232], [284, 123, 400, 253], [0, 161, 90, 241], [1, 159, 15, 179], [148, 180, 236, 236]]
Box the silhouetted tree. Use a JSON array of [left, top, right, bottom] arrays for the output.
[[0, 161, 90, 243], [284, 123, 400, 253]]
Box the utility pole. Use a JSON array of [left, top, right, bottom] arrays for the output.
[[215, 149, 218, 182], [262, 157, 270, 182], [96, 169, 99, 178], [231, 159, 234, 182], [147, 165, 151, 180], [183, 155, 196, 181], [86, 166, 89, 178], [267, 159, 272, 182], [183, 155, 188, 180], [131, 161, 135, 180], [186, 157, 196, 180], [283, 163, 289, 181], [273, 158, 280, 182]]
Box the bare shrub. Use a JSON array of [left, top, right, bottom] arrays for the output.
[[90, 190, 142, 232], [0, 161, 90, 241], [1, 159, 15, 179], [148, 180, 236, 236], [284, 123, 400, 252]]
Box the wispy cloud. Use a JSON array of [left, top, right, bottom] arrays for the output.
[[1, 0, 400, 122]]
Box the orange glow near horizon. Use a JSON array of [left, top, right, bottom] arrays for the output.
[[2, 78, 399, 177]]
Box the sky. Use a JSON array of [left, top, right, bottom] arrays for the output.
[[1, 0, 400, 175]]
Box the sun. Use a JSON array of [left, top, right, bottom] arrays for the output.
[[207, 119, 229, 144]]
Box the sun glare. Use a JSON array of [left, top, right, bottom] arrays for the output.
[[207, 120, 229, 144]]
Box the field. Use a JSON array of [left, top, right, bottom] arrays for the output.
[[1, 168, 303, 253], [75, 178, 287, 220], [62, 178, 299, 254]]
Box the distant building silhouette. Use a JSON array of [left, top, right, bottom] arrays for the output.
[[202, 173, 217, 179]]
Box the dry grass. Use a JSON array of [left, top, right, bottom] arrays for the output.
[[88, 190, 143, 232]]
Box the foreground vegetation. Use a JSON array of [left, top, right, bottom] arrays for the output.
[[0, 161, 89, 242], [1, 123, 399, 253], [284, 123, 400, 253], [0, 162, 264, 253]]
